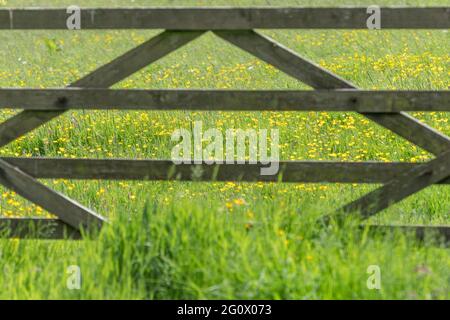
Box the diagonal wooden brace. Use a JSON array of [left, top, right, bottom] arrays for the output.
[[0, 30, 204, 148], [339, 149, 450, 218], [214, 30, 450, 156], [0, 159, 105, 230], [0, 30, 204, 237], [215, 30, 449, 240]]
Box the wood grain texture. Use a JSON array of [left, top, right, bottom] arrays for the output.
[[0, 89, 448, 112], [0, 159, 106, 230], [0, 9, 448, 240], [340, 150, 450, 218], [0, 31, 204, 148], [215, 30, 450, 155], [2, 157, 450, 184], [0, 7, 448, 29]]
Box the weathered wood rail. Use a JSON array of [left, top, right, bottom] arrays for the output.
[[0, 89, 449, 112], [0, 7, 448, 242], [0, 7, 449, 29]]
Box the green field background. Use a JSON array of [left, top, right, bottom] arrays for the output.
[[0, 0, 448, 299]]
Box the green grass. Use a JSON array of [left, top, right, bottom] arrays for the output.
[[0, 0, 449, 299]]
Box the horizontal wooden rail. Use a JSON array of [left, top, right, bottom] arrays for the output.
[[362, 224, 450, 243], [3, 157, 450, 184], [0, 89, 448, 112], [0, 8, 448, 242], [0, 7, 448, 29], [0, 218, 81, 239]]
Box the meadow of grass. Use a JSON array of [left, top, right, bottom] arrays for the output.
[[0, 0, 448, 299]]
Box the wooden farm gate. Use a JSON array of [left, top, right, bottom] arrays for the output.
[[0, 7, 449, 241]]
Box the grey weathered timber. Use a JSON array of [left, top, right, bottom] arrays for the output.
[[0, 88, 448, 112], [0, 7, 448, 241], [0, 7, 448, 29], [0, 218, 81, 239], [0, 159, 105, 230], [2, 157, 450, 184], [362, 224, 450, 243], [0, 30, 204, 148], [215, 30, 354, 89], [362, 112, 450, 156], [0, 30, 204, 238], [215, 30, 450, 156], [339, 150, 450, 218]]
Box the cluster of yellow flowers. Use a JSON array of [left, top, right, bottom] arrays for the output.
[[0, 29, 448, 217]]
